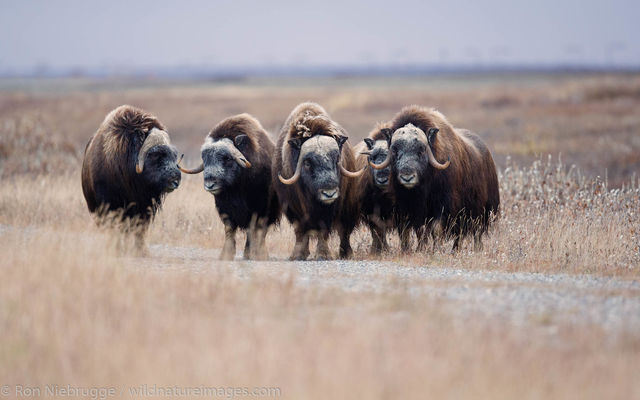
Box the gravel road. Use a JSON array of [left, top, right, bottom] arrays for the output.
[[143, 244, 640, 334]]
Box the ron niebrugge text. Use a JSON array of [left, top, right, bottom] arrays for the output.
[[2, 384, 282, 398], [4, 385, 116, 399]]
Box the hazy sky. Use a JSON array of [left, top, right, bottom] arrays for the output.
[[1, 0, 638, 71]]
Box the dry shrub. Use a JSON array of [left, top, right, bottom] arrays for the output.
[[0, 115, 80, 177], [344, 156, 640, 276]]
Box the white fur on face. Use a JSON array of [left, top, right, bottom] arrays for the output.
[[299, 135, 339, 160], [137, 128, 171, 172], [392, 123, 428, 146], [371, 139, 388, 153], [201, 137, 234, 153]]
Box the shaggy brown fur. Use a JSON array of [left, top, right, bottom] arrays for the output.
[[208, 113, 275, 174], [354, 122, 395, 253], [203, 113, 280, 260], [81, 105, 179, 251], [386, 105, 500, 251], [272, 102, 360, 259]]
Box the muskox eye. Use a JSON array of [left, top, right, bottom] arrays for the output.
[[303, 160, 311, 170]]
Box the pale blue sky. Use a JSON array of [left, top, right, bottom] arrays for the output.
[[0, 0, 638, 72]]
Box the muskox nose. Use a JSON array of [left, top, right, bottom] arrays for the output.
[[318, 187, 339, 204], [398, 169, 418, 188], [374, 170, 390, 186], [166, 173, 181, 192], [204, 178, 222, 194]]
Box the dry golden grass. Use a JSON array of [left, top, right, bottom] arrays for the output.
[[1, 156, 637, 277], [1, 73, 640, 398], [1, 221, 639, 399]]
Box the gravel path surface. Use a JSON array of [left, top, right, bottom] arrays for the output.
[[145, 244, 640, 334]]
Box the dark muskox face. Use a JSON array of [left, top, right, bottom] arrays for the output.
[[292, 135, 343, 205], [201, 136, 251, 195], [364, 138, 390, 188], [389, 124, 433, 189], [140, 144, 181, 193]]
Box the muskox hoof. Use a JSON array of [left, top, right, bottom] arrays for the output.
[[219, 251, 235, 261], [245, 250, 268, 261], [313, 255, 333, 261], [369, 242, 389, 256], [289, 254, 308, 261], [133, 246, 150, 257], [338, 248, 352, 259]]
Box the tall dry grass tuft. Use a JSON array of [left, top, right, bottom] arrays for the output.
[[492, 156, 640, 273], [0, 115, 80, 177]]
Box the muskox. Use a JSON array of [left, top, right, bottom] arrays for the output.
[[179, 114, 280, 260], [369, 106, 500, 251], [81, 105, 182, 251], [354, 123, 395, 254], [273, 102, 364, 260]]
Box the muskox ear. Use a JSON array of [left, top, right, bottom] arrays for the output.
[[288, 138, 302, 150], [364, 138, 375, 150], [335, 135, 348, 148], [234, 134, 249, 150], [380, 128, 393, 142], [427, 128, 439, 145]]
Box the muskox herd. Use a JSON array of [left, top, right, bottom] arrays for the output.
[[81, 103, 500, 260]]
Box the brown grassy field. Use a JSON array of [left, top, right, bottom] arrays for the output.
[[1, 73, 639, 398]]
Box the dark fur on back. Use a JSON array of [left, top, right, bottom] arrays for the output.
[[272, 102, 359, 257], [387, 105, 500, 247], [206, 113, 280, 230], [81, 105, 167, 222]]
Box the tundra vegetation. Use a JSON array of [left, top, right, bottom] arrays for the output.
[[0, 73, 639, 398]]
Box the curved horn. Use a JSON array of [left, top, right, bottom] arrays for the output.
[[278, 152, 304, 185], [340, 163, 366, 178], [136, 128, 171, 174], [178, 162, 204, 174], [368, 152, 391, 170], [425, 145, 450, 170], [228, 145, 252, 168]]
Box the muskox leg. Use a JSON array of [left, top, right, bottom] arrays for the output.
[[473, 232, 484, 252], [451, 235, 461, 253], [290, 228, 310, 261], [243, 232, 252, 260], [316, 230, 333, 260], [415, 226, 430, 252], [245, 217, 268, 260], [220, 223, 236, 261], [257, 220, 269, 260], [134, 230, 147, 256], [430, 229, 442, 253], [399, 227, 412, 252], [132, 222, 149, 257], [368, 221, 388, 255], [337, 228, 353, 259]]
